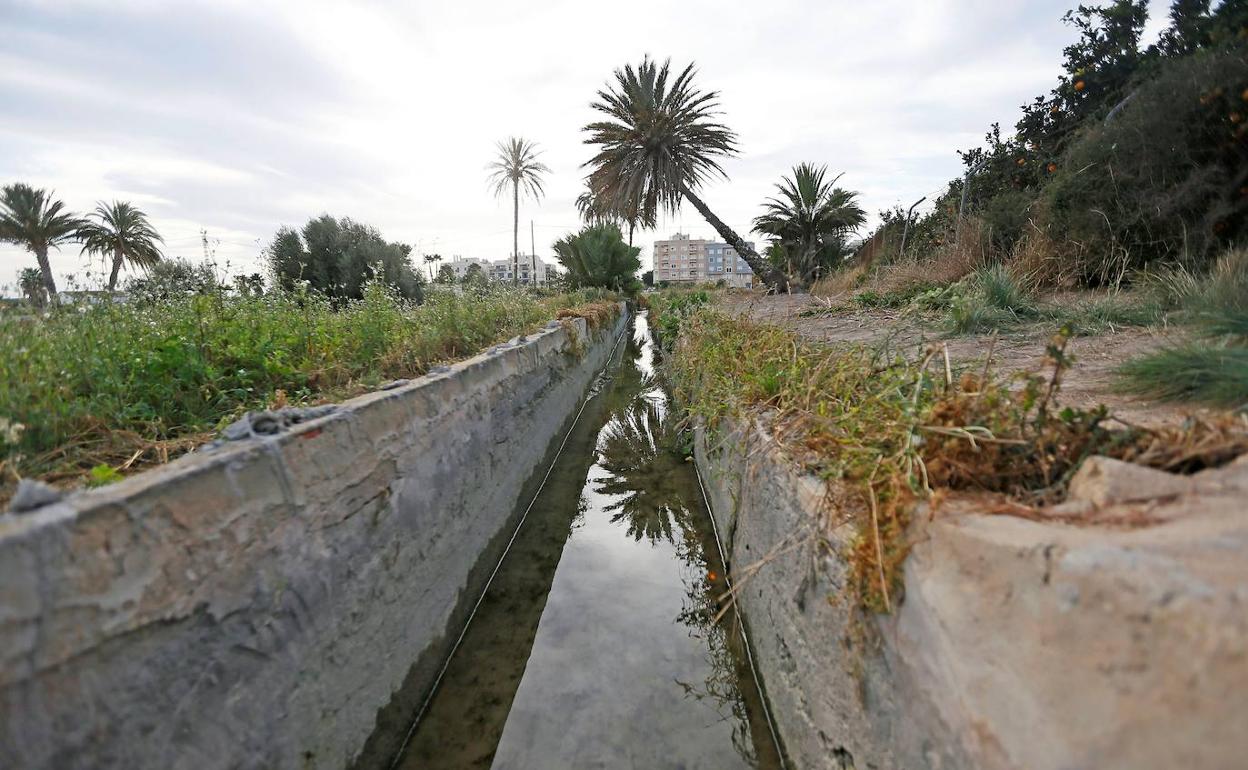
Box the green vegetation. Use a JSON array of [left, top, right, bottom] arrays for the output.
[[267, 215, 425, 301], [1119, 248, 1248, 407], [77, 201, 164, 292], [0, 283, 615, 500], [581, 56, 789, 291], [551, 223, 642, 292], [487, 136, 549, 284], [649, 289, 712, 349], [753, 163, 865, 287], [849, 1, 1247, 295], [946, 265, 1039, 333]]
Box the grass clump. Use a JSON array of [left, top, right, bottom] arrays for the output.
[[649, 289, 712, 350], [946, 265, 1038, 334], [665, 307, 1248, 614], [1119, 248, 1248, 408], [0, 283, 616, 499]]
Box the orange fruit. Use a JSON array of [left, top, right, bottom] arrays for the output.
[[1047, 162, 1058, 173], [1231, 112, 1243, 124], [1016, 158, 1026, 166], [1074, 80, 1086, 92]]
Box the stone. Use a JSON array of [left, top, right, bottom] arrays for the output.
[[1068, 455, 1193, 507], [6, 479, 63, 513]]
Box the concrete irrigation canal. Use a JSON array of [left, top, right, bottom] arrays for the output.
[[5, 300, 1245, 769], [387, 312, 782, 768]]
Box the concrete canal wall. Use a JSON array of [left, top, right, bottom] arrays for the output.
[[0, 305, 628, 770], [695, 416, 1248, 770]]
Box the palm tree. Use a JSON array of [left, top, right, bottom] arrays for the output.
[[0, 183, 82, 299], [582, 56, 789, 291], [752, 163, 865, 287], [487, 137, 549, 285], [552, 223, 641, 291], [575, 178, 656, 247], [77, 201, 164, 291], [18, 267, 47, 308]]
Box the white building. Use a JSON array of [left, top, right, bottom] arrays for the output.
[[445, 257, 490, 280], [488, 255, 555, 285]]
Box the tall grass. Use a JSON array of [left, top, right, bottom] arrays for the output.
[[0, 283, 614, 493], [947, 264, 1037, 333], [1119, 248, 1248, 407]]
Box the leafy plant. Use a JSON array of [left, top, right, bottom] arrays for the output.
[[266, 215, 424, 301], [551, 223, 642, 293]]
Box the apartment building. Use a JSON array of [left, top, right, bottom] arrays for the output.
[[488, 255, 554, 285], [652, 233, 754, 288]]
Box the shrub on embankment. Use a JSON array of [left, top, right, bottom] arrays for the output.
[[0, 283, 615, 502], [661, 303, 1248, 613], [834, 2, 1248, 295]]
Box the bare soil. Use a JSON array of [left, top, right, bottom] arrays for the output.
[[719, 291, 1202, 429]]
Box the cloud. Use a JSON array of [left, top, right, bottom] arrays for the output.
[[0, 0, 1176, 292]]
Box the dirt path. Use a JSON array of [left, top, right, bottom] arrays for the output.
[[720, 292, 1199, 429]]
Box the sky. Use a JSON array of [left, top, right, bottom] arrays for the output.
[[0, 0, 1172, 293]]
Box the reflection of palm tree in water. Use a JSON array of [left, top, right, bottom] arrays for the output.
[[596, 388, 762, 762], [595, 396, 694, 544]]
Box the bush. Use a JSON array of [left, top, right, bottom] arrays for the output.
[[125, 258, 221, 303], [551, 223, 642, 293], [1040, 44, 1248, 281], [267, 215, 425, 301]]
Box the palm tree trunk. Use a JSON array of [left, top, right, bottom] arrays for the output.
[[35, 244, 58, 300], [512, 181, 520, 286], [679, 184, 789, 292], [108, 245, 123, 292]]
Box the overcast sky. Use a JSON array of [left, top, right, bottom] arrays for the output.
[[1, 0, 1171, 292]]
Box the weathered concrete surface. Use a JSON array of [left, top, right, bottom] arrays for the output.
[[0, 306, 627, 770], [696, 418, 1248, 770]]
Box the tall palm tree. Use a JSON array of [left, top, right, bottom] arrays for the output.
[[753, 163, 865, 287], [487, 137, 549, 284], [0, 183, 82, 299], [77, 201, 164, 291], [582, 56, 789, 291]]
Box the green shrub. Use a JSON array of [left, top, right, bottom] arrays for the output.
[[1041, 44, 1248, 281]]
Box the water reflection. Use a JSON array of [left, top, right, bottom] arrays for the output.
[[391, 312, 781, 770]]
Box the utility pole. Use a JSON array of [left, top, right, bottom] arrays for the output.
[[531, 220, 537, 285], [898, 197, 926, 260]]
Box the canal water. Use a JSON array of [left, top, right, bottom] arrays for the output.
[[393, 312, 783, 769]]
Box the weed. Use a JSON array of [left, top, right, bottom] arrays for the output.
[[0, 284, 616, 501]]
